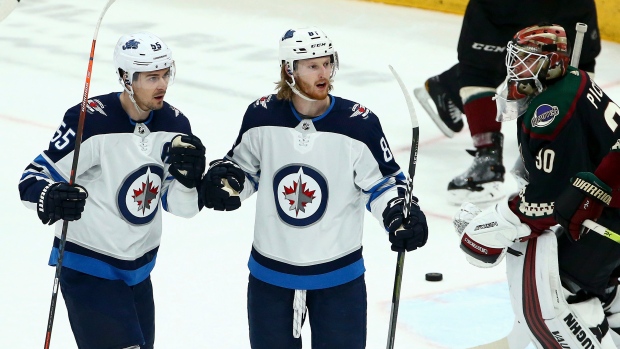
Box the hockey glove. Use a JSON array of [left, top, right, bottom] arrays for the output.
[[458, 200, 530, 268], [201, 159, 245, 211], [554, 172, 612, 242], [168, 135, 206, 189], [453, 202, 482, 237], [38, 182, 88, 225], [382, 196, 428, 252]]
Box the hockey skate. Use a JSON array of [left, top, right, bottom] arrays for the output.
[[447, 132, 505, 205], [413, 76, 464, 138]]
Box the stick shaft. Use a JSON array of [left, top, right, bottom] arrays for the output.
[[386, 65, 420, 349], [570, 23, 588, 68], [44, 1, 116, 348]]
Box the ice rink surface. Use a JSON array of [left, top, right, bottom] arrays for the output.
[[1, 0, 619, 347]]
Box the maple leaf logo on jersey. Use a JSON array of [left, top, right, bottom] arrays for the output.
[[350, 103, 370, 119], [283, 173, 316, 216], [254, 95, 272, 109], [273, 165, 328, 227], [118, 165, 164, 225], [86, 99, 107, 116], [132, 172, 160, 215]]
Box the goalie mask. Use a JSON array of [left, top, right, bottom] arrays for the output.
[[496, 24, 570, 122], [279, 27, 339, 101], [113, 32, 176, 94]]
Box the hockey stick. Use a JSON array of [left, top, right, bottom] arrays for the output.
[[570, 23, 588, 68], [44, 1, 116, 348], [386, 65, 419, 349], [583, 219, 620, 244]]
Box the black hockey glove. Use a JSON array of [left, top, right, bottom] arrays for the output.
[[382, 196, 428, 252], [554, 172, 612, 242], [168, 135, 206, 189], [38, 182, 88, 225], [200, 159, 245, 211]]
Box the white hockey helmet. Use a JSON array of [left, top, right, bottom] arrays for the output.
[[113, 32, 175, 92], [279, 27, 339, 78]]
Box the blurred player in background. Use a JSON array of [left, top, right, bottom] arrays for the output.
[[414, 0, 601, 205], [18, 33, 205, 349], [200, 26, 428, 348], [454, 24, 620, 348]]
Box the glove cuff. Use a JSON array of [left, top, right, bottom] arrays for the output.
[[571, 172, 612, 205], [37, 182, 55, 225]]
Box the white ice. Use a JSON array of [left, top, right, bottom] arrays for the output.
[[1, 0, 619, 348]]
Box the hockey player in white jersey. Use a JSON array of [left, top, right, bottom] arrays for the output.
[[18, 32, 205, 349], [200, 27, 429, 348]]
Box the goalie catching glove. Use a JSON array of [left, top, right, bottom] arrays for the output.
[[168, 135, 206, 189], [201, 159, 245, 211], [382, 196, 428, 252], [455, 200, 530, 268], [554, 172, 612, 242], [38, 182, 88, 225]]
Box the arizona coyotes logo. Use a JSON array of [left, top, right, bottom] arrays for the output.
[[350, 103, 370, 119], [254, 95, 272, 109], [118, 165, 164, 225], [86, 99, 107, 116], [273, 165, 328, 227]]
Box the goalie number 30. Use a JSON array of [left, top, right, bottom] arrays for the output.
[[535, 148, 555, 173]]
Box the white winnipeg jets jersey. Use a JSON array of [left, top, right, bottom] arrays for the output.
[[19, 92, 199, 286], [228, 94, 406, 290]]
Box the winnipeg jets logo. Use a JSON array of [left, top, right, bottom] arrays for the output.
[[273, 165, 328, 227], [254, 95, 272, 109], [132, 170, 160, 214], [169, 105, 181, 117], [350, 103, 371, 119], [86, 99, 107, 116], [301, 121, 310, 130], [122, 39, 140, 50], [118, 165, 164, 225], [283, 173, 316, 216]]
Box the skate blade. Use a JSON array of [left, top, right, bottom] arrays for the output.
[[447, 181, 505, 206], [413, 87, 455, 138]]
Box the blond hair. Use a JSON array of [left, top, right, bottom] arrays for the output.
[[275, 63, 334, 101]]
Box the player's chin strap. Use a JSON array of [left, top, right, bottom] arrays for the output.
[[286, 77, 318, 102], [123, 85, 149, 114]]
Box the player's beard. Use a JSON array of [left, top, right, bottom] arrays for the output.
[[134, 91, 166, 111], [297, 77, 330, 101]]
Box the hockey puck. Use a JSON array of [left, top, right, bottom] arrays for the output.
[[425, 272, 443, 282]]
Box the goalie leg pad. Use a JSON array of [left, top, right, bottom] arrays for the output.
[[506, 231, 614, 348]]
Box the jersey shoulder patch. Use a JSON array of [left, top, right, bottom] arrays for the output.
[[522, 69, 586, 137], [252, 94, 277, 110], [167, 103, 184, 117], [334, 97, 377, 121]]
